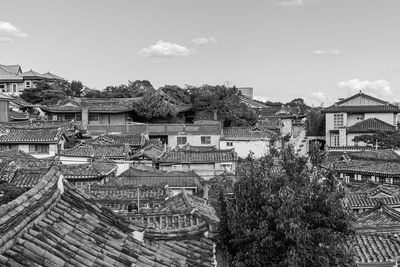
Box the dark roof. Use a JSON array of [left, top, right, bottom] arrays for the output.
[[117, 168, 203, 189], [58, 143, 129, 159], [94, 134, 145, 147], [41, 98, 141, 113], [60, 161, 117, 180], [348, 181, 400, 209], [159, 149, 237, 164], [323, 92, 400, 113], [0, 167, 216, 266], [0, 127, 63, 144], [239, 95, 272, 109], [347, 118, 396, 133], [335, 160, 400, 177], [9, 110, 29, 121], [221, 126, 275, 141], [131, 145, 164, 160], [348, 150, 400, 161], [10, 96, 35, 108], [356, 204, 400, 232]]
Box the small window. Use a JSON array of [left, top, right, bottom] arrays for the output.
[[333, 134, 339, 146], [226, 141, 233, 147], [221, 163, 233, 172], [201, 136, 211, 145], [88, 114, 99, 122], [0, 84, 5, 92], [29, 144, 49, 153], [25, 81, 31, 88], [75, 114, 82, 121], [52, 115, 58, 121], [177, 136, 187, 145], [172, 165, 182, 170], [12, 84, 17, 92], [334, 114, 344, 129], [64, 114, 75, 121]]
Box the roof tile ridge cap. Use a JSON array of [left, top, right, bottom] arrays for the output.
[[180, 190, 194, 209]]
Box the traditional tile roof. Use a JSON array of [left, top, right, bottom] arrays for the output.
[[58, 143, 130, 160], [131, 145, 165, 161], [9, 168, 49, 188], [348, 150, 400, 162], [94, 134, 145, 147], [0, 65, 23, 82], [0, 127, 64, 144], [348, 181, 400, 209], [356, 204, 400, 232], [144, 138, 163, 148], [59, 161, 117, 180], [239, 95, 272, 109], [347, 118, 396, 133], [159, 149, 237, 164], [9, 110, 29, 121], [41, 72, 64, 80], [0, 167, 217, 266], [0, 148, 36, 160], [335, 160, 400, 177], [221, 126, 275, 141], [0, 64, 21, 75], [117, 168, 203, 189]]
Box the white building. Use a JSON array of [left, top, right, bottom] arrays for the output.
[[323, 92, 399, 149]]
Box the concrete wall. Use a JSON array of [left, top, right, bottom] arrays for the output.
[[325, 113, 347, 146], [281, 118, 292, 136], [346, 133, 368, 146], [219, 140, 269, 158], [168, 134, 220, 148], [0, 100, 9, 122], [16, 143, 58, 158]]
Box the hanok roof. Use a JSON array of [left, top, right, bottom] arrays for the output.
[[323, 92, 400, 113], [348, 150, 400, 162], [0, 167, 216, 266], [41, 71, 64, 80], [117, 168, 203, 189], [239, 95, 272, 109], [0, 127, 64, 144], [348, 181, 400, 209], [58, 143, 130, 159], [20, 69, 46, 79], [131, 145, 164, 161], [94, 134, 145, 147], [347, 118, 396, 133], [0, 65, 23, 82], [60, 161, 117, 180], [335, 160, 400, 177], [221, 126, 275, 141], [159, 149, 237, 164], [41, 98, 141, 113], [0, 64, 22, 75], [356, 204, 400, 232]]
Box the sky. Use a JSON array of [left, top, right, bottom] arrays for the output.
[[1, 0, 400, 106]]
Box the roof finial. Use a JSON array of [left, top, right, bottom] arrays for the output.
[[359, 90, 362, 94]]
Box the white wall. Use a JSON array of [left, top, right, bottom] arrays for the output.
[[220, 140, 269, 158], [168, 134, 220, 148], [365, 113, 395, 125], [346, 133, 368, 147]]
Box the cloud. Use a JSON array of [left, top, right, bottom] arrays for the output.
[[337, 79, 393, 98], [311, 92, 327, 103], [192, 37, 217, 45], [312, 49, 340, 56], [138, 40, 196, 58], [276, 0, 304, 6], [0, 37, 12, 43], [0, 21, 27, 40]]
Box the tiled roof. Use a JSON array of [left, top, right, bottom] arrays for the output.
[[117, 168, 203, 189], [239, 95, 272, 109], [335, 160, 400, 177], [20, 69, 46, 78], [356, 204, 400, 232], [159, 149, 237, 164], [41, 98, 141, 113], [0, 148, 36, 160], [323, 105, 400, 113], [348, 181, 400, 209], [0, 127, 63, 144], [347, 118, 396, 133], [58, 143, 130, 159], [60, 161, 117, 180], [94, 134, 145, 147], [0, 167, 217, 266], [221, 126, 275, 140], [348, 150, 400, 162], [41, 71, 64, 80], [9, 168, 49, 188], [131, 145, 164, 160], [144, 138, 163, 148], [0, 64, 21, 75]]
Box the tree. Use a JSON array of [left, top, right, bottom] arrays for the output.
[[352, 130, 400, 149], [0, 183, 27, 206], [20, 81, 68, 105], [66, 80, 83, 97], [306, 108, 325, 136], [130, 91, 177, 121], [218, 146, 355, 266]]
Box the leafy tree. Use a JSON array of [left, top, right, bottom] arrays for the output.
[[20, 81, 68, 105], [352, 130, 400, 149], [219, 146, 355, 266], [306, 108, 325, 136], [66, 80, 83, 97], [190, 85, 257, 127], [160, 85, 191, 104], [83, 80, 154, 98], [130, 91, 177, 121]]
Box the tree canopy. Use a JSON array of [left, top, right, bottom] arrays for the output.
[[83, 80, 154, 98], [352, 130, 400, 149], [217, 145, 355, 266], [20, 81, 68, 105]]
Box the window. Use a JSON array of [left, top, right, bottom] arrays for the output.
[[386, 177, 393, 184], [172, 165, 182, 170], [88, 114, 99, 122], [394, 115, 397, 126], [64, 114, 75, 121], [333, 134, 339, 146], [334, 114, 344, 129], [177, 136, 187, 145], [226, 141, 233, 147], [12, 84, 17, 92], [0, 144, 17, 151], [0, 84, 5, 92], [221, 163, 233, 172], [201, 136, 211, 145], [355, 114, 364, 121], [52, 115, 58, 121], [75, 114, 82, 121], [25, 81, 31, 88], [29, 144, 49, 154]]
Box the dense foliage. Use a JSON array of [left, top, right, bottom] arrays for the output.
[[306, 108, 325, 136], [83, 80, 154, 98], [352, 130, 400, 149], [20, 81, 68, 105], [0, 183, 27, 206], [217, 145, 355, 267]]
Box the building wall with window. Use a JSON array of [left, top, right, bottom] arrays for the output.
[[219, 140, 269, 158], [167, 134, 220, 148], [160, 161, 235, 180], [13, 143, 61, 158]]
